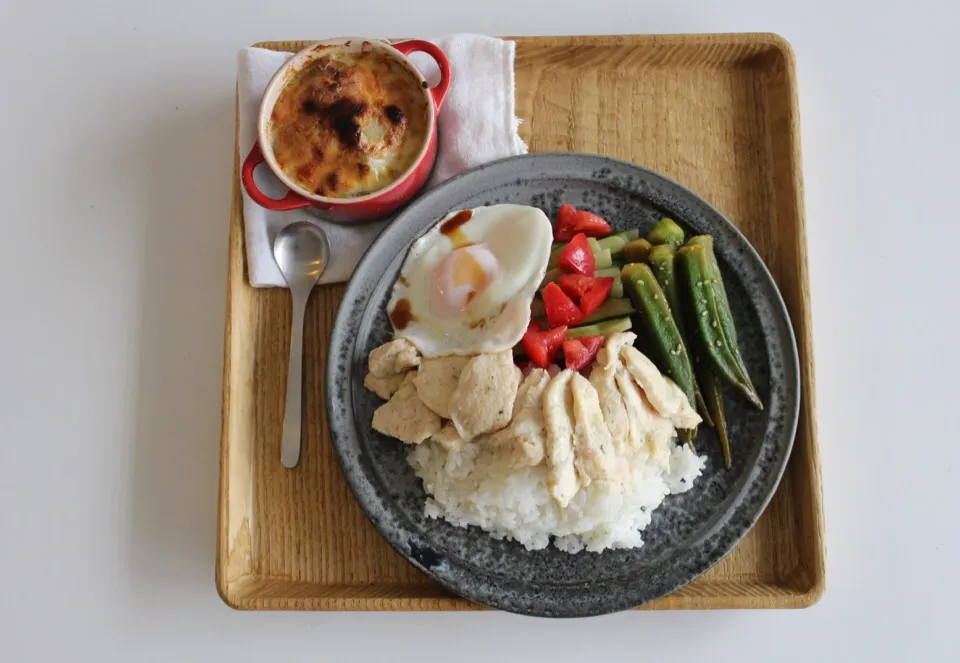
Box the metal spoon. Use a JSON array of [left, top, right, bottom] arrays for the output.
[[273, 221, 330, 468]]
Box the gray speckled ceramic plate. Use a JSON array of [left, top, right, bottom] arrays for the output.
[[326, 153, 800, 617]]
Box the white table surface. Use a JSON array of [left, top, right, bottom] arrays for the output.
[[1, 0, 957, 660]]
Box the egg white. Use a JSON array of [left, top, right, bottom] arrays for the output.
[[387, 204, 553, 356]]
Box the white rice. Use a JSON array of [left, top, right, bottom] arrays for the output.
[[407, 440, 705, 554]]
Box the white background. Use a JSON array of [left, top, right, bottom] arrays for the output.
[[1, 0, 957, 660]]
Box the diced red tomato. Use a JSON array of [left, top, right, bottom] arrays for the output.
[[554, 203, 613, 241], [541, 283, 585, 327], [557, 274, 614, 318], [571, 210, 613, 237], [562, 336, 605, 371], [557, 233, 595, 275], [553, 203, 580, 242], [578, 276, 614, 318], [521, 322, 568, 368], [556, 273, 594, 299]]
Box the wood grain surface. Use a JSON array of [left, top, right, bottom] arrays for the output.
[[216, 33, 826, 611]]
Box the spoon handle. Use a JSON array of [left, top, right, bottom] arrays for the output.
[[281, 294, 308, 468]]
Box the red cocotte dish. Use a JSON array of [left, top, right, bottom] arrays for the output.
[[242, 38, 451, 223]]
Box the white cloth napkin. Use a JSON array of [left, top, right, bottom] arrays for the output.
[[237, 34, 527, 287]]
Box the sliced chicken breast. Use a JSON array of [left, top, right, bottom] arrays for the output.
[[614, 365, 674, 469], [588, 349, 630, 453], [488, 368, 550, 467], [570, 373, 621, 484], [596, 331, 637, 370], [542, 369, 579, 507], [619, 345, 701, 429]]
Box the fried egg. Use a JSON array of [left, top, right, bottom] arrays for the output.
[[387, 204, 553, 356]]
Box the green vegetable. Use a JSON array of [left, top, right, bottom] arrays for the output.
[[583, 297, 635, 322], [532, 297, 635, 326], [699, 366, 731, 469], [539, 267, 563, 287], [622, 238, 653, 264], [686, 236, 754, 385], [597, 229, 641, 257], [596, 232, 630, 255], [648, 244, 713, 428], [646, 218, 685, 249], [647, 246, 681, 323], [676, 242, 763, 409], [568, 316, 632, 339], [595, 248, 613, 270], [610, 277, 623, 299], [621, 263, 697, 415]]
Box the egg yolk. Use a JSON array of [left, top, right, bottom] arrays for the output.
[[431, 246, 499, 318]]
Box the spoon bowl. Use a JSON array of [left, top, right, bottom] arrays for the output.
[[274, 221, 331, 291]]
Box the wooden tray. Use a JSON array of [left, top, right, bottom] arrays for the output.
[[217, 33, 825, 611]]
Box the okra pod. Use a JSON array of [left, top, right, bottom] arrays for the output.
[[622, 238, 653, 264], [686, 235, 753, 382], [646, 218, 685, 249], [676, 243, 763, 409], [699, 365, 731, 470], [621, 263, 697, 413], [648, 244, 713, 427]]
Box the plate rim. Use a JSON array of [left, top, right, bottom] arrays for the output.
[[325, 151, 801, 617]]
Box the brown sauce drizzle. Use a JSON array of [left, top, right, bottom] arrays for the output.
[[440, 209, 473, 234], [440, 210, 475, 249], [389, 298, 416, 330]]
